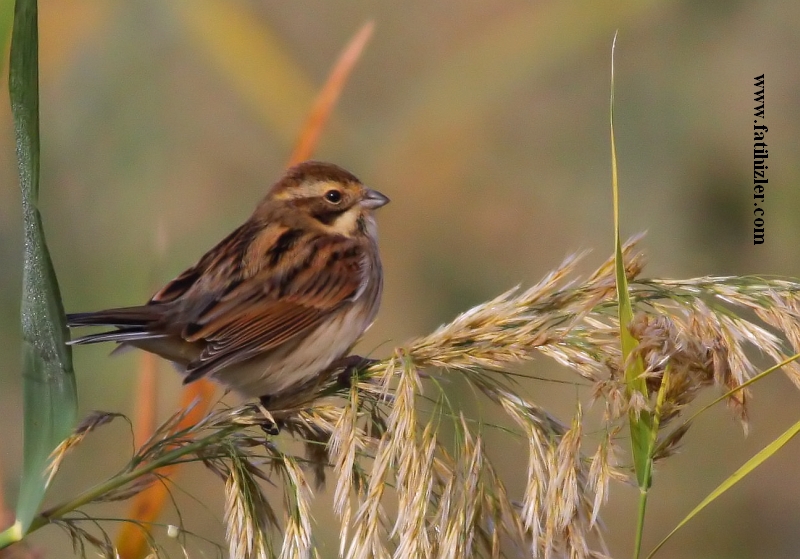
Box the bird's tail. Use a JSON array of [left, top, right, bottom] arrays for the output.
[[67, 306, 167, 346]]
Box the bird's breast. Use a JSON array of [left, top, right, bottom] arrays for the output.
[[213, 292, 380, 398]]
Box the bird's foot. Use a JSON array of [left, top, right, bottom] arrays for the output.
[[329, 355, 379, 388], [257, 396, 280, 436]]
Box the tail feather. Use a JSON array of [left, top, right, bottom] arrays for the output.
[[67, 305, 167, 346], [67, 329, 169, 346], [67, 305, 161, 328]]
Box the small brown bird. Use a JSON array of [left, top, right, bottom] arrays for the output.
[[68, 161, 389, 402]]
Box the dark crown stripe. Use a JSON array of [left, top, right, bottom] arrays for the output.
[[284, 160, 361, 185]]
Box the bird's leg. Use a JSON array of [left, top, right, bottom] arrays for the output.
[[257, 396, 280, 436], [328, 355, 380, 388]]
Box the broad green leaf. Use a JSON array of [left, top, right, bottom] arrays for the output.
[[10, 0, 78, 533]]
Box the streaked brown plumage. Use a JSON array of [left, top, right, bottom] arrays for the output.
[[68, 161, 389, 400]]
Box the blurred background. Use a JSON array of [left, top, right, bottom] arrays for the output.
[[2, 1, 800, 557]]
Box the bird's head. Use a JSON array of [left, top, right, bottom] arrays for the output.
[[260, 161, 389, 237]]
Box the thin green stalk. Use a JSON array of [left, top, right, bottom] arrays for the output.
[[652, 352, 800, 461], [647, 416, 800, 559], [679, 352, 800, 433], [633, 367, 670, 559], [633, 485, 649, 559], [12, 425, 239, 541]]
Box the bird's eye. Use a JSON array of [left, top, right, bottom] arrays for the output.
[[324, 190, 343, 204]]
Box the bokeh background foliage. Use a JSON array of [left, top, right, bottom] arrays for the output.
[[1, 1, 800, 558]]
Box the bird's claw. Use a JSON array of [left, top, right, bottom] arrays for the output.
[[331, 355, 379, 388], [257, 397, 280, 435]]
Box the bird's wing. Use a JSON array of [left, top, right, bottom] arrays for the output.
[[149, 222, 256, 305], [170, 229, 367, 382], [66, 223, 259, 346]]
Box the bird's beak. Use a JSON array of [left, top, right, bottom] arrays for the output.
[[360, 188, 390, 209]]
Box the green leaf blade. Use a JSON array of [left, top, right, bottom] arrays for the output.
[[609, 33, 651, 487], [648, 418, 800, 559], [610, 35, 654, 559], [10, 0, 78, 533]]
